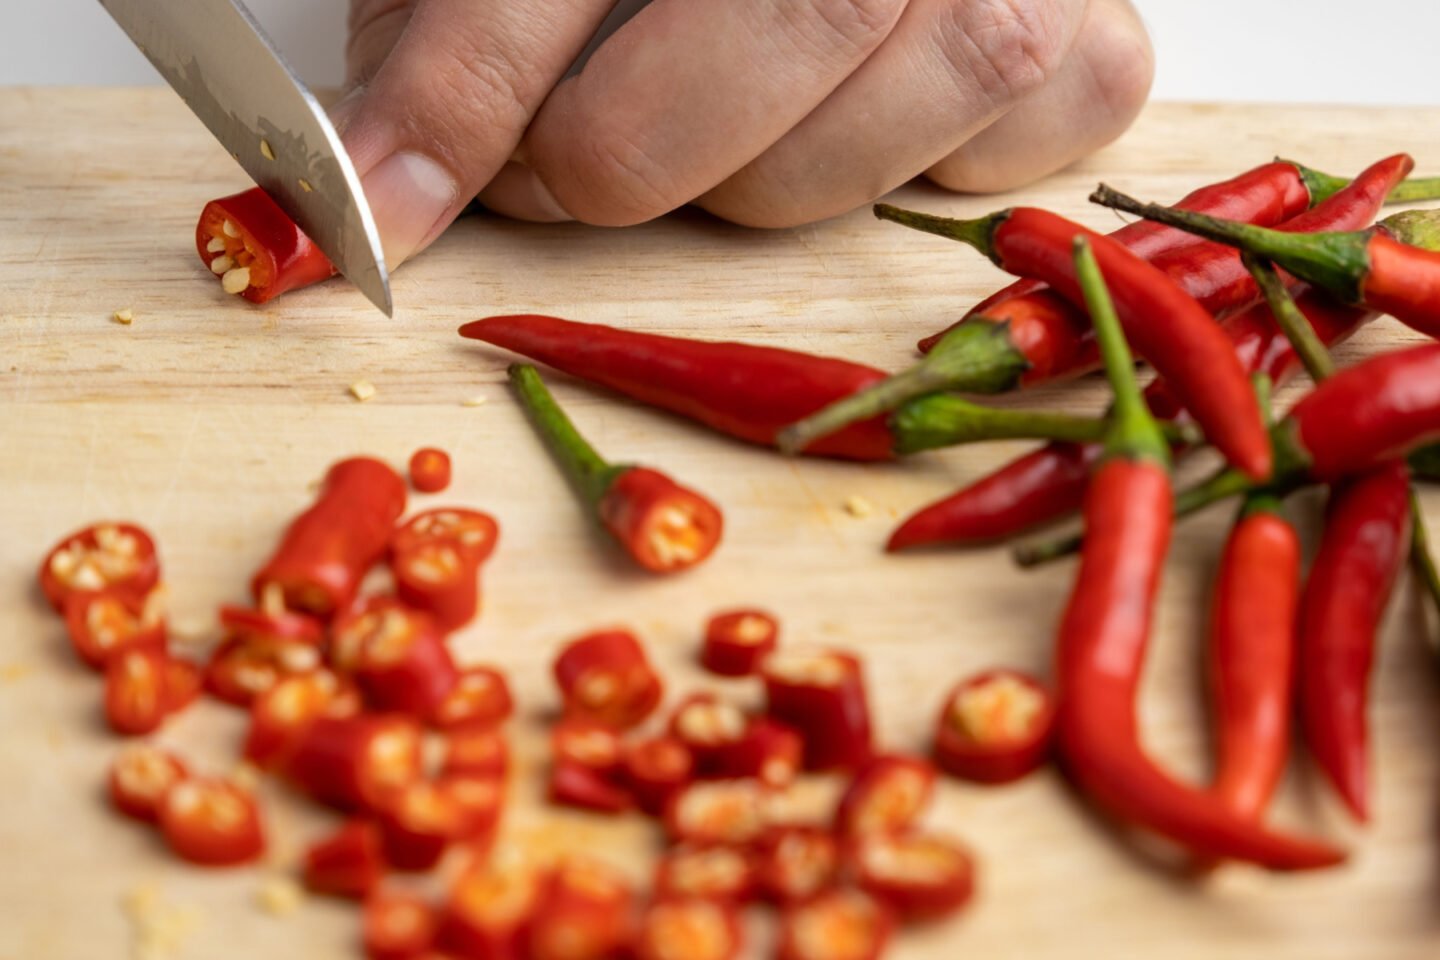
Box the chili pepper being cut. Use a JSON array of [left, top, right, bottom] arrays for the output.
[[40, 522, 160, 613], [157, 776, 266, 867], [700, 609, 779, 677], [108, 743, 188, 822], [304, 818, 385, 899], [554, 628, 663, 730], [509, 363, 723, 573], [196, 187, 337, 303], [252, 456, 407, 619], [933, 670, 1055, 784], [761, 647, 873, 772], [283, 713, 423, 813], [636, 898, 743, 960], [408, 447, 453, 494], [1051, 236, 1342, 870], [64, 588, 166, 671]]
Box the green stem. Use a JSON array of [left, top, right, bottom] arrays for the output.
[[1386, 177, 1440, 204], [507, 364, 623, 508], [1242, 254, 1335, 381], [1408, 443, 1440, 482], [1379, 209, 1440, 252], [872, 204, 1010, 266], [1408, 489, 1440, 662]]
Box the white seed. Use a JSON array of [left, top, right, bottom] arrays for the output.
[[256, 876, 303, 916], [222, 219, 239, 238], [297, 178, 313, 193], [221, 266, 251, 294], [843, 495, 874, 518], [277, 645, 319, 673], [259, 138, 276, 161], [113, 308, 134, 325], [349, 380, 376, 402], [206, 237, 227, 254]]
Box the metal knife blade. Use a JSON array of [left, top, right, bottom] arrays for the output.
[[97, 0, 392, 316]]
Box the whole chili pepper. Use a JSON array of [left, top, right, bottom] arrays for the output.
[[252, 456, 407, 619], [1053, 236, 1342, 870], [509, 363, 724, 573], [1298, 462, 1411, 821], [1207, 494, 1300, 819], [196, 187, 337, 303]]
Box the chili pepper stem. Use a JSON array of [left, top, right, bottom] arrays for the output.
[[873, 204, 1010, 266], [508, 364, 625, 507], [1285, 161, 1440, 207], [1379, 209, 1440, 252], [1407, 490, 1440, 662], [1243, 255, 1335, 381]]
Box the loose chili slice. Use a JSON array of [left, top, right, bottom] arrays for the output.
[[108, 743, 188, 822], [104, 648, 170, 736], [718, 719, 804, 788], [834, 755, 937, 838], [205, 634, 324, 708], [636, 898, 743, 960], [283, 713, 423, 813], [554, 629, 663, 730], [669, 694, 749, 777], [438, 860, 543, 959], [304, 818, 385, 899], [63, 588, 166, 671], [363, 891, 439, 960], [777, 889, 893, 960], [933, 670, 1055, 784], [337, 598, 459, 716], [761, 647, 873, 772], [622, 735, 694, 817], [654, 844, 757, 904], [392, 541, 482, 632], [850, 832, 976, 922], [408, 448, 454, 494], [220, 602, 326, 647], [157, 776, 266, 866], [244, 670, 356, 769], [393, 508, 501, 565], [700, 609, 779, 677], [162, 656, 203, 715], [663, 779, 770, 847], [196, 187, 337, 304], [379, 778, 501, 872], [549, 719, 632, 813], [755, 827, 841, 905], [431, 665, 514, 731], [442, 726, 511, 782], [40, 522, 160, 613], [252, 456, 407, 619], [527, 857, 637, 960]]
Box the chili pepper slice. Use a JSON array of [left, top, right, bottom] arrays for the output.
[[252, 456, 407, 619], [663, 779, 770, 846], [432, 666, 514, 731], [761, 647, 873, 772], [363, 891, 439, 960], [549, 719, 632, 814], [409, 448, 453, 494], [834, 755, 936, 838], [205, 634, 324, 708], [777, 889, 893, 960], [442, 726, 511, 782], [392, 508, 501, 566], [304, 818, 385, 899], [157, 776, 266, 866], [104, 648, 170, 736], [654, 844, 757, 904], [755, 826, 841, 905], [554, 629, 663, 730], [527, 857, 637, 960], [339, 598, 459, 716], [669, 694, 749, 777], [622, 735, 695, 817], [509, 363, 724, 573], [196, 187, 337, 303], [40, 522, 160, 613], [850, 832, 976, 922], [438, 859, 542, 959], [283, 713, 424, 813], [162, 656, 202, 715], [635, 898, 743, 960], [108, 743, 188, 822], [63, 588, 166, 671], [379, 777, 502, 871], [933, 670, 1055, 784], [392, 541, 482, 632], [220, 603, 326, 647], [715, 718, 804, 788], [700, 609, 779, 677], [244, 669, 356, 769]]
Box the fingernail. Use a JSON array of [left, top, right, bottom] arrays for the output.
[[527, 176, 572, 223], [361, 151, 459, 267]]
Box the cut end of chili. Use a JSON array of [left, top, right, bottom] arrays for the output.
[[196, 187, 337, 304], [408, 448, 453, 494], [934, 670, 1055, 784]]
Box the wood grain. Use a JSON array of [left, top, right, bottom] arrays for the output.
[[2, 89, 1440, 959]]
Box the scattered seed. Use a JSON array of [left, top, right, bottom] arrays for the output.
[[349, 380, 377, 402], [256, 876, 303, 917], [297, 178, 313, 193], [461, 395, 488, 407], [259, 139, 276, 161], [843, 495, 874, 518], [113, 309, 134, 325]]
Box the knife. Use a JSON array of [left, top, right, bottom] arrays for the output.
[[98, 0, 652, 317]]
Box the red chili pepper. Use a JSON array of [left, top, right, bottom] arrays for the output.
[[850, 831, 976, 922], [392, 540, 482, 632], [636, 898, 743, 960], [104, 648, 170, 736], [283, 714, 424, 813], [64, 588, 166, 671], [162, 656, 202, 715], [205, 634, 323, 707], [776, 889, 893, 960], [108, 743, 188, 822], [716, 718, 804, 788], [40, 522, 160, 613], [252, 456, 407, 619], [439, 859, 543, 959], [304, 818, 385, 899], [432, 666, 514, 731], [761, 648, 873, 772], [220, 603, 326, 646], [654, 844, 757, 904], [509, 364, 724, 573], [754, 827, 841, 905], [669, 694, 749, 777], [157, 776, 266, 867], [527, 858, 637, 960], [392, 508, 500, 566], [379, 777, 503, 871], [409, 448, 453, 494], [442, 726, 511, 782], [1298, 463, 1410, 821], [664, 779, 771, 847], [549, 719, 632, 813], [1053, 238, 1343, 870], [834, 755, 936, 838], [623, 735, 695, 817], [554, 629, 663, 730], [245, 670, 358, 769], [1208, 496, 1300, 819], [196, 187, 337, 304], [335, 598, 459, 716], [932, 670, 1055, 784], [700, 609, 779, 677], [363, 891, 439, 960]]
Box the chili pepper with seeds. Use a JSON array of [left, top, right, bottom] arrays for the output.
[[554, 628, 663, 730], [777, 888, 893, 960], [157, 776, 266, 867], [754, 826, 841, 905], [636, 897, 743, 960], [850, 832, 976, 922], [762, 647, 873, 772], [363, 891, 439, 960], [834, 754, 936, 838], [701, 609, 779, 677], [195, 187, 337, 303], [64, 588, 166, 671], [654, 844, 758, 904], [391, 540, 482, 632], [108, 743, 188, 822], [282, 713, 423, 813], [335, 598, 459, 717], [392, 507, 500, 565], [40, 522, 160, 614], [438, 859, 542, 958], [933, 670, 1055, 784], [623, 735, 695, 817]]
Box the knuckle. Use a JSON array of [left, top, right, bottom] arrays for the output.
[[935, 0, 1070, 107], [413, 44, 532, 169], [783, 0, 905, 61], [1079, 8, 1154, 127], [557, 124, 681, 226]]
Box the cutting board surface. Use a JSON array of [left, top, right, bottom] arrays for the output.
[[3, 89, 1440, 959]]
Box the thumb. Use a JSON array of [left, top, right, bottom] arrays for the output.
[[338, 0, 616, 267]]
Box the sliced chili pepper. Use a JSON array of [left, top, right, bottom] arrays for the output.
[[445, 775, 506, 853], [777, 889, 893, 960], [108, 743, 188, 822], [409, 448, 453, 494], [220, 603, 326, 647], [392, 508, 500, 566], [63, 588, 166, 671], [933, 670, 1055, 784], [157, 776, 266, 867], [716, 718, 804, 788], [663, 779, 770, 847], [104, 648, 170, 736], [337, 598, 459, 716], [379, 777, 502, 871], [196, 187, 337, 304], [554, 629, 663, 730], [205, 634, 324, 708], [622, 735, 695, 817], [283, 713, 423, 813], [761, 647, 872, 772], [669, 694, 749, 777], [363, 891, 439, 960], [654, 844, 757, 904], [549, 719, 632, 814], [438, 859, 542, 959], [527, 857, 636, 960], [1053, 237, 1343, 870], [432, 666, 514, 731], [442, 726, 511, 782], [700, 609, 779, 677], [162, 656, 203, 715], [850, 832, 976, 922], [245, 670, 357, 769], [392, 541, 482, 632], [636, 898, 743, 960], [1299, 463, 1410, 822], [304, 818, 385, 899], [755, 826, 841, 905], [509, 363, 724, 573], [252, 456, 407, 619], [834, 755, 936, 838], [40, 522, 160, 613]]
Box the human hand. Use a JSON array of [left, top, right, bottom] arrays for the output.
[[336, 0, 1153, 268]]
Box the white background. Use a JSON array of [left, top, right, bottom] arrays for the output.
[[1, 0, 1436, 104]]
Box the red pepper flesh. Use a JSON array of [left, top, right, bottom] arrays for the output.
[[554, 629, 663, 730], [157, 776, 266, 867], [304, 818, 385, 899], [850, 831, 976, 922], [700, 609, 779, 677], [834, 754, 937, 838], [933, 670, 1055, 784], [409, 447, 453, 494], [64, 588, 166, 672], [283, 713, 423, 813], [363, 891, 439, 960], [196, 187, 337, 304], [761, 648, 873, 772], [40, 522, 159, 614], [108, 743, 188, 822], [622, 735, 695, 817]]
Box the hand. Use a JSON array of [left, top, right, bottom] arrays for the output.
[[337, 0, 1153, 267]]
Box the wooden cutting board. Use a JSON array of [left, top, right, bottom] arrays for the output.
[[3, 89, 1440, 960]]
